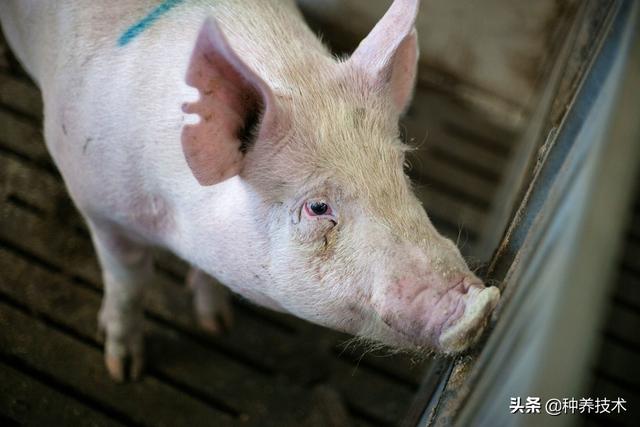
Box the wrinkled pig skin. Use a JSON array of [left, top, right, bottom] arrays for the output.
[[0, 0, 500, 381]]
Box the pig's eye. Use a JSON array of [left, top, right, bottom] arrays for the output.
[[305, 201, 332, 217]]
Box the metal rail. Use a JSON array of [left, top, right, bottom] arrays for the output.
[[406, 1, 640, 425]]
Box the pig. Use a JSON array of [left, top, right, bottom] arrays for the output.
[[0, 0, 500, 381]]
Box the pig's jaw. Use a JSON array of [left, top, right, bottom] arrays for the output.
[[171, 178, 287, 312]]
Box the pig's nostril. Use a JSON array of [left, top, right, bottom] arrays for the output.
[[461, 277, 485, 294], [459, 281, 471, 294], [451, 277, 473, 295]]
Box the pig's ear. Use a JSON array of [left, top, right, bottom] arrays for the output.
[[350, 0, 420, 114], [182, 18, 276, 186]]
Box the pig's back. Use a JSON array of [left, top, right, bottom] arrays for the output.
[[28, 0, 215, 242]]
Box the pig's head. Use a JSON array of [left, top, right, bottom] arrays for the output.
[[182, 0, 500, 354]]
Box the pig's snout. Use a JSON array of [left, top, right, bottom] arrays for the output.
[[437, 281, 500, 354], [374, 273, 500, 353]]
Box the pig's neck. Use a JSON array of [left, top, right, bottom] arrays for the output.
[[168, 177, 284, 312]]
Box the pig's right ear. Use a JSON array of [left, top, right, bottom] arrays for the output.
[[182, 19, 276, 186]]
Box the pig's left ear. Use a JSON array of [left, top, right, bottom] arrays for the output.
[[350, 0, 420, 114], [182, 18, 276, 186]]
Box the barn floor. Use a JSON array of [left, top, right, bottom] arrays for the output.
[[0, 34, 516, 427]]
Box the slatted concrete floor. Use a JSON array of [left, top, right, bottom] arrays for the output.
[[0, 36, 515, 426]]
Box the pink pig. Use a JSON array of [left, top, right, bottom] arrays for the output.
[[0, 0, 500, 381]]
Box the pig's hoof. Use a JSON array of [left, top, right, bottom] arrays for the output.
[[187, 267, 235, 335], [103, 330, 145, 382], [198, 307, 234, 335], [105, 351, 145, 382]]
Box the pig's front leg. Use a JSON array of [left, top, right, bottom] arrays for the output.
[[88, 220, 151, 382], [187, 268, 234, 334]]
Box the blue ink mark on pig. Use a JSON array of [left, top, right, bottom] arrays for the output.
[[118, 0, 185, 47]]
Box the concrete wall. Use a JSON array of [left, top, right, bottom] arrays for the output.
[[299, 0, 578, 128]]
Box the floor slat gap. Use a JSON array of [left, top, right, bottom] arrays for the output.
[[0, 353, 143, 427]]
